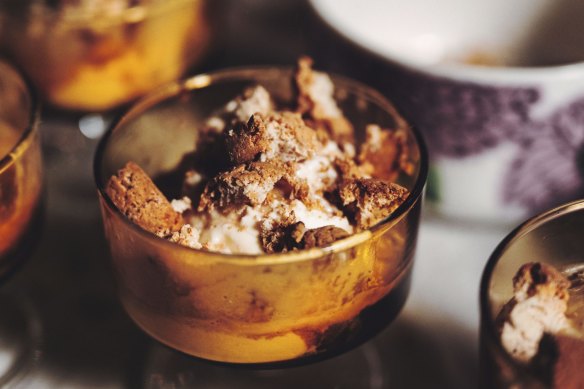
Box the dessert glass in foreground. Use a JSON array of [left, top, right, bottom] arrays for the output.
[[94, 66, 427, 365], [0, 0, 212, 112], [480, 200, 584, 388]]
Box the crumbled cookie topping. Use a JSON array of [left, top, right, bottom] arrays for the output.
[[499, 262, 571, 363], [198, 161, 291, 211], [106, 58, 414, 254], [295, 56, 354, 144], [339, 178, 409, 229], [168, 224, 202, 249], [496, 262, 584, 388], [358, 124, 414, 182], [225, 112, 320, 165], [261, 222, 350, 253]]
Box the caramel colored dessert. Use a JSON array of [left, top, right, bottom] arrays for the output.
[[0, 122, 43, 271], [0, 0, 210, 111], [101, 59, 419, 364], [497, 262, 584, 387]]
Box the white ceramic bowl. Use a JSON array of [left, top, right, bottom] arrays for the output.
[[311, 0, 584, 224]]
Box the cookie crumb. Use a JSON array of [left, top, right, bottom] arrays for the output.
[[294, 56, 354, 143], [339, 178, 409, 229], [261, 222, 349, 253], [198, 161, 291, 211], [499, 262, 571, 363], [168, 224, 202, 249], [358, 124, 414, 181]]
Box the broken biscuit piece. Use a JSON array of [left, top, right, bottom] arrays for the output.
[[358, 124, 414, 182], [294, 56, 354, 143], [198, 161, 291, 211], [224, 113, 270, 165], [261, 222, 306, 253], [106, 162, 183, 237], [499, 262, 571, 363], [302, 225, 350, 249], [339, 178, 409, 229], [205, 85, 273, 133], [225, 112, 321, 165], [261, 222, 349, 253]]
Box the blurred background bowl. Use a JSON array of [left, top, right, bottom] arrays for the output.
[[310, 0, 584, 225], [0, 0, 215, 112]]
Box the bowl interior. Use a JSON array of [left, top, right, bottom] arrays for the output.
[[312, 0, 584, 68], [97, 68, 425, 206]]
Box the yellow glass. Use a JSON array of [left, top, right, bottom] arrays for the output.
[[480, 200, 584, 388], [94, 67, 428, 365], [0, 60, 42, 281], [0, 0, 212, 112]]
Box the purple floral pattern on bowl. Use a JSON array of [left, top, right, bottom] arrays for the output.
[[504, 98, 584, 213], [381, 71, 541, 158], [309, 16, 584, 222], [385, 69, 584, 218]]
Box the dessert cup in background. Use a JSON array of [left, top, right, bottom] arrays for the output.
[[480, 200, 584, 388], [0, 0, 214, 112], [0, 61, 43, 282], [94, 67, 427, 366], [310, 0, 584, 224], [0, 59, 44, 387]]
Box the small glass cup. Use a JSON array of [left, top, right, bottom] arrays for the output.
[[94, 67, 428, 366], [0, 59, 43, 386], [0, 0, 213, 112], [480, 200, 584, 388]]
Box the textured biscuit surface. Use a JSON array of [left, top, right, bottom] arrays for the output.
[[106, 162, 182, 237]]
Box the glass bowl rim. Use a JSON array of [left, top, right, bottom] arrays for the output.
[[93, 65, 429, 265], [479, 198, 584, 376], [0, 59, 40, 175]]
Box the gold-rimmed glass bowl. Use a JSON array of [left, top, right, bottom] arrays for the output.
[[0, 0, 213, 112], [480, 200, 584, 388], [94, 67, 428, 366]]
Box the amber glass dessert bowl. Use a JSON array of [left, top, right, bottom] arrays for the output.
[[94, 66, 428, 366], [480, 200, 584, 388], [0, 0, 212, 112]]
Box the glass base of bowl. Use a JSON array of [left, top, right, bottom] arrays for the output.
[[142, 338, 385, 389], [0, 291, 43, 387]]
